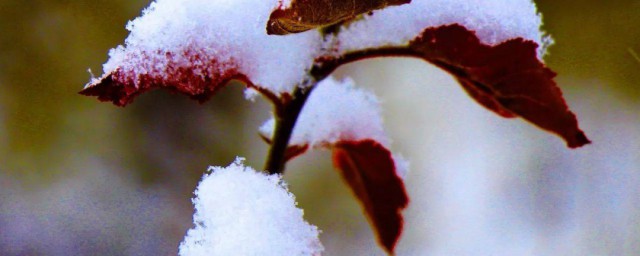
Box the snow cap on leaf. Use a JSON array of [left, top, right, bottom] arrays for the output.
[[82, 0, 323, 106], [310, 0, 589, 148], [336, 0, 551, 57]]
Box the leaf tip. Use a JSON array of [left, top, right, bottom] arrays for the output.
[[567, 130, 591, 148], [332, 140, 409, 254], [79, 71, 135, 107]]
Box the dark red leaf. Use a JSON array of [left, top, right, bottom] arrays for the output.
[[332, 139, 408, 254], [267, 0, 411, 35], [315, 24, 590, 148], [409, 24, 590, 148], [283, 144, 309, 162], [80, 51, 251, 107]]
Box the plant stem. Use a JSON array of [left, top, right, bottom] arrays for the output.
[[263, 85, 314, 175], [261, 41, 350, 175]]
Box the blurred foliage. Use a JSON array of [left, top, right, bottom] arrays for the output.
[[537, 0, 640, 99]]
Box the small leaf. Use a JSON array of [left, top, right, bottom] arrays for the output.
[[260, 132, 310, 162], [267, 0, 411, 35], [332, 139, 409, 254]]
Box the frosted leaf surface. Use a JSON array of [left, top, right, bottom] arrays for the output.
[[179, 158, 323, 256], [337, 0, 550, 57], [260, 76, 389, 148], [100, 0, 322, 94]]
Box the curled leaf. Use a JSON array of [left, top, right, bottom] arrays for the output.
[[267, 0, 411, 35], [332, 139, 409, 254]]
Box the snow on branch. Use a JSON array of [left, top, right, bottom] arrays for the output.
[[261, 76, 388, 148]]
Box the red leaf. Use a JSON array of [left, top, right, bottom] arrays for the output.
[[316, 24, 590, 148], [80, 52, 252, 107], [409, 24, 590, 148], [332, 139, 408, 254], [267, 0, 411, 35]]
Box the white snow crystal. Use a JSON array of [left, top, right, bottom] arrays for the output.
[[337, 0, 551, 57], [179, 158, 323, 256], [260, 76, 389, 148], [102, 0, 323, 94]]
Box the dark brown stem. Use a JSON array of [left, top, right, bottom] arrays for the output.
[[263, 85, 315, 175], [311, 46, 417, 79]]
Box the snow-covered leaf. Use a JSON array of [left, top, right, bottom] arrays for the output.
[[309, 0, 590, 148], [316, 24, 589, 148], [81, 0, 322, 106]]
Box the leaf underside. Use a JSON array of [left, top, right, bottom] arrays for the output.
[[332, 139, 409, 254], [267, 0, 411, 35]]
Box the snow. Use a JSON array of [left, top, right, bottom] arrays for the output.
[[337, 0, 551, 57], [179, 158, 323, 256], [92, 0, 551, 96], [259, 77, 410, 177], [279, 0, 293, 8], [101, 0, 323, 94], [260, 76, 389, 148]]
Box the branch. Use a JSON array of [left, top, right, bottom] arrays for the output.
[[263, 85, 315, 175]]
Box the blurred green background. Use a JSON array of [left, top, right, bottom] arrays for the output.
[[0, 1, 638, 255]]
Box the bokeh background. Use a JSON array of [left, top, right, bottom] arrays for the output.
[[1, 1, 638, 255]]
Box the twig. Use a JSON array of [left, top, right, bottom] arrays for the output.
[[263, 85, 314, 174]]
